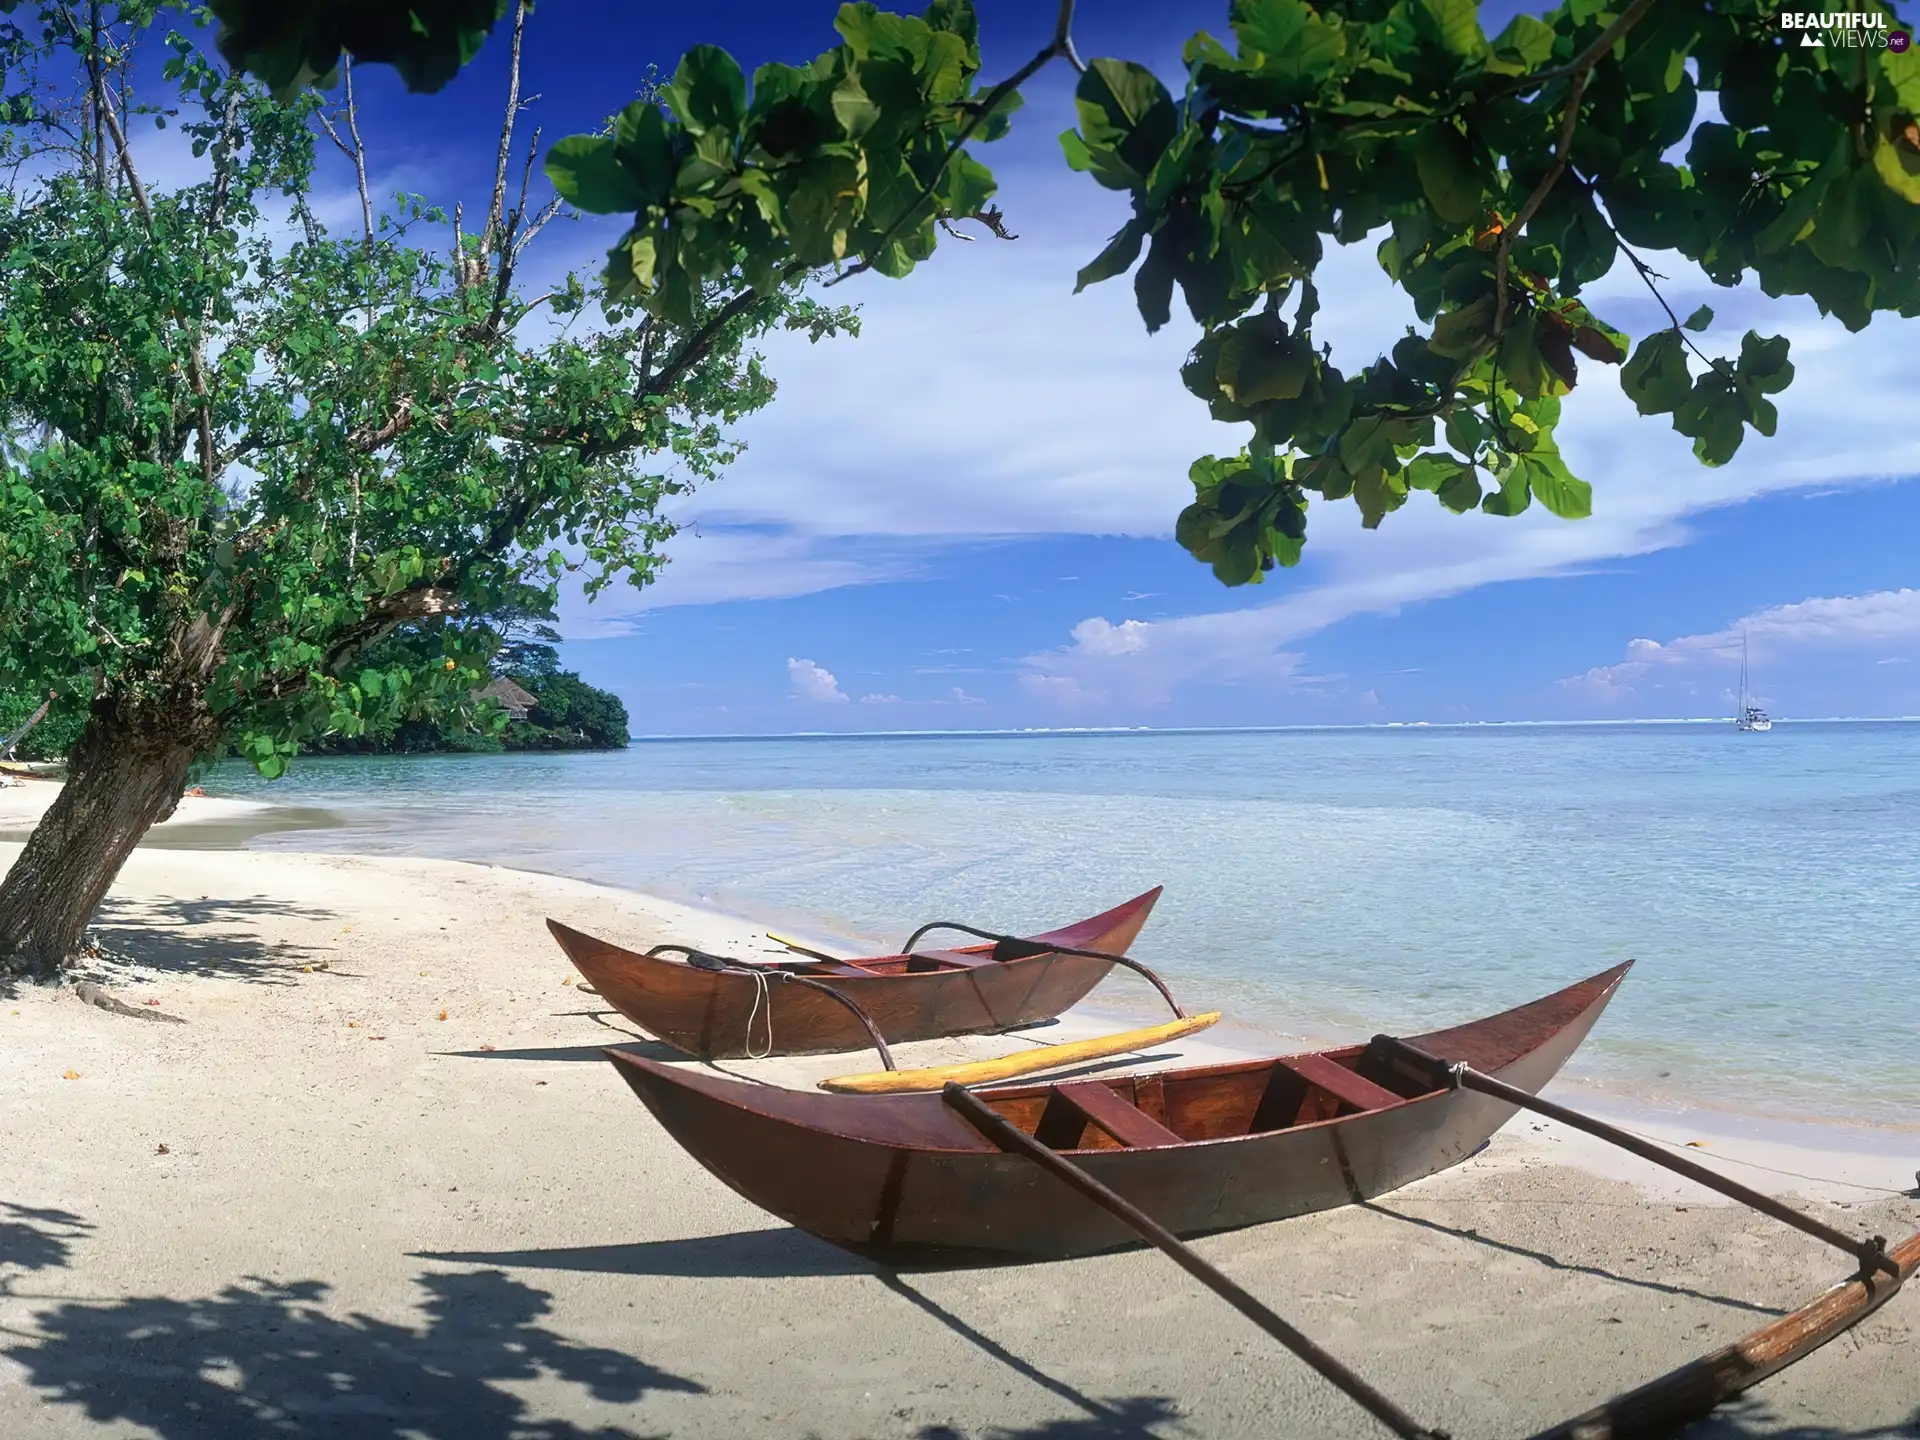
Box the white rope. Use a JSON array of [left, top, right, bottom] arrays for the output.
[[744, 969, 774, 1059]]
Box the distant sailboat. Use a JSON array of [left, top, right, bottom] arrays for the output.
[[1735, 631, 1772, 732]]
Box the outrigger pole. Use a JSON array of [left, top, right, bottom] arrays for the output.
[[900, 920, 1188, 1018], [1370, 1037, 1898, 1279], [1371, 1036, 1920, 1437], [942, 1081, 1452, 1440]]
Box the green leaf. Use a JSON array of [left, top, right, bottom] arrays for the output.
[[612, 101, 679, 199], [1674, 377, 1748, 466], [1736, 331, 1793, 391], [1480, 462, 1531, 516], [1428, 295, 1495, 360], [1217, 319, 1312, 404], [1415, 0, 1487, 59], [666, 45, 747, 137], [1620, 331, 1692, 415], [1498, 311, 1554, 399], [1338, 414, 1395, 474], [1075, 216, 1147, 291], [1414, 122, 1482, 228], [1488, 13, 1555, 72], [785, 153, 865, 264], [1682, 304, 1713, 333], [1406, 451, 1481, 513], [1072, 58, 1177, 190], [1872, 129, 1920, 204], [1350, 466, 1408, 529], [1522, 452, 1591, 520], [1226, 0, 1349, 106], [544, 135, 647, 214]]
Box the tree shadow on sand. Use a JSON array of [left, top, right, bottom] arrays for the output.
[[0, 1201, 91, 1285], [1685, 1394, 1920, 1438], [78, 893, 337, 984], [4, 1268, 703, 1438]]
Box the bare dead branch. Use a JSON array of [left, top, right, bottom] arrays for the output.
[[514, 194, 564, 257], [485, 0, 531, 258], [205, 83, 243, 231], [343, 60, 374, 261]]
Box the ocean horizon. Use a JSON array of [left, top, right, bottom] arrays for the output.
[[203, 721, 1920, 1131], [626, 715, 1920, 741]]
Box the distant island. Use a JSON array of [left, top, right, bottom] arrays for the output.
[[1, 607, 629, 764], [304, 661, 629, 756]]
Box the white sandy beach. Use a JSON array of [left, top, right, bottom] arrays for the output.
[[1, 782, 1916, 1438]]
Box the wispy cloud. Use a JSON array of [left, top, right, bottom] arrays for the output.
[[1561, 589, 1920, 699]]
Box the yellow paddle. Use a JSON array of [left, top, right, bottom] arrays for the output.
[[819, 1011, 1222, 1094], [765, 930, 854, 963]]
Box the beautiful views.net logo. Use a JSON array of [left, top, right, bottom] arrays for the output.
[[1779, 9, 1911, 50]]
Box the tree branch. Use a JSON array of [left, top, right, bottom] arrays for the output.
[[87, 46, 224, 482], [1492, 0, 1656, 342], [90, 51, 151, 222], [1497, 0, 1662, 98], [481, 124, 541, 337], [824, 0, 1078, 288], [1574, 171, 1732, 377], [344, 406, 415, 453], [484, 0, 531, 261]]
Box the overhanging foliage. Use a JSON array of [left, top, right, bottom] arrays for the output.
[[202, 0, 1920, 586]]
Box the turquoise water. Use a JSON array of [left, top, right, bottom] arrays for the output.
[[203, 723, 1920, 1128]]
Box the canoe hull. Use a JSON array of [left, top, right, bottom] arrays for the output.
[[607, 963, 1629, 1261], [549, 888, 1161, 1059]]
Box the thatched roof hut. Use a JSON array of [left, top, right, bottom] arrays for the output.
[[473, 676, 538, 721]]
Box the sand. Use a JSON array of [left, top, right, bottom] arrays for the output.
[[1, 812, 1917, 1439]]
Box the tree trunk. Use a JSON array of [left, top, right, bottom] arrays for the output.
[[0, 705, 203, 979]]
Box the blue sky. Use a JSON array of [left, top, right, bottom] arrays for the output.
[[307, 1, 1920, 731]]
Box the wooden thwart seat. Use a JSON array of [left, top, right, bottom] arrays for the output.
[[906, 948, 998, 972], [1277, 1053, 1402, 1114], [1051, 1080, 1184, 1149]]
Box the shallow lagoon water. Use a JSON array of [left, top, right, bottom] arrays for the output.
[[205, 722, 1920, 1128]]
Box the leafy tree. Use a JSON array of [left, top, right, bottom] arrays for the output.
[[210, 0, 1919, 585], [0, 2, 850, 977]]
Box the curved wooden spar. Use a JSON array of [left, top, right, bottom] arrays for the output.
[[943, 1081, 1447, 1440], [1531, 1228, 1920, 1439], [821, 1012, 1223, 1094]]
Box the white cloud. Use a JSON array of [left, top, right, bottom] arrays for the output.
[[1562, 589, 1920, 698], [526, 110, 1919, 680], [786, 658, 849, 704], [554, 528, 935, 638]]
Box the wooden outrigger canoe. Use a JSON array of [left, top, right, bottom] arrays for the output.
[[549, 886, 1162, 1060], [604, 960, 1630, 1260]]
